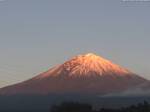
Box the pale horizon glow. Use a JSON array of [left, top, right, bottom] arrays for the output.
[[0, 0, 150, 88]]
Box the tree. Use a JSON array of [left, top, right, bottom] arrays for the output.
[[50, 102, 92, 112]]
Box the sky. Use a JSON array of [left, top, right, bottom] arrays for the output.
[[0, 0, 150, 88]]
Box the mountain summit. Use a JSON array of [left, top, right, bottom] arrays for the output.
[[36, 53, 130, 79], [37, 53, 132, 78], [0, 53, 148, 95], [62, 53, 130, 77]]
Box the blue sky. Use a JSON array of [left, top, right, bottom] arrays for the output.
[[0, 0, 150, 87]]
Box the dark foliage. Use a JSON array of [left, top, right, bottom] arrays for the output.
[[50, 101, 150, 112], [50, 102, 92, 112]]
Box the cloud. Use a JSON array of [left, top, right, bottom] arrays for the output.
[[101, 83, 150, 97]]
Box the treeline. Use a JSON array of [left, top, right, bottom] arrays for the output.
[[50, 101, 150, 112]]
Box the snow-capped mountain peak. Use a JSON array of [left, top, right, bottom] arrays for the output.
[[0, 53, 147, 95], [62, 53, 130, 77], [36, 53, 131, 78]]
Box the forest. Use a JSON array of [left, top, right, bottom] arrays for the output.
[[50, 101, 150, 112]]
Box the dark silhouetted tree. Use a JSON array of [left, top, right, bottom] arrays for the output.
[[50, 102, 92, 112], [50, 101, 150, 112]]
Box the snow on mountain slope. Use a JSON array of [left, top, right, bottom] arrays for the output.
[[35, 53, 132, 78]]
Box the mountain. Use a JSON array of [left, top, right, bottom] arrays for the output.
[[0, 53, 148, 95]]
